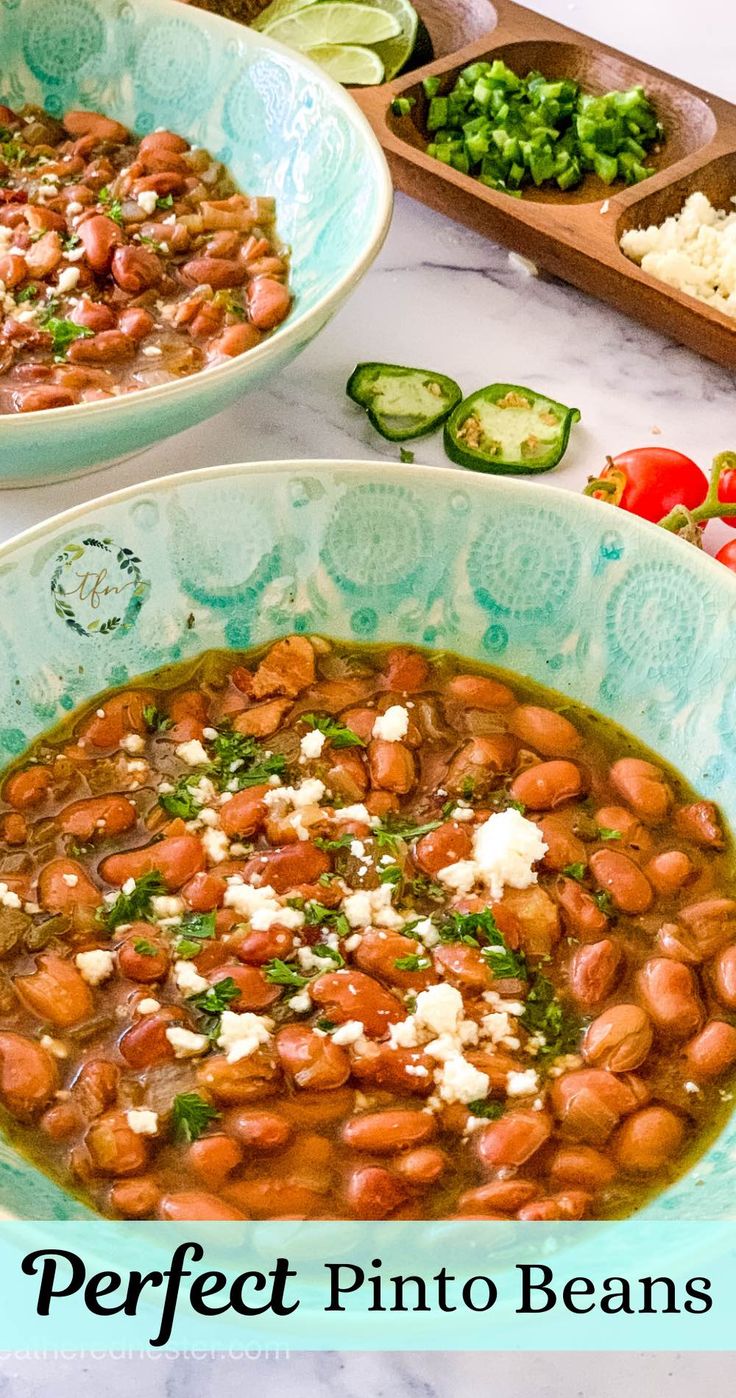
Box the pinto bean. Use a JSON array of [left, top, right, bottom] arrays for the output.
[[583, 1004, 653, 1071], [14, 386, 77, 412], [111, 245, 162, 293], [183, 871, 226, 911], [589, 848, 653, 914], [63, 110, 129, 142], [118, 1008, 182, 1069], [116, 306, 155, 341], [395, 1146, 447, 1185], [210, 322, 262, 357], [476, 1109, 553, 1167], [355, 929, 436, 992], [276, 1024, 350, 1090], [569, 939, 623, 1011], [502, 885, 560, 959], [78, 214, 124, 273], [86, 1111, 149, 1176], [227, 1109, 291, 1151], [4, 765, 53, 809], [368, 739, 416, 793], [100, 834, 205, 890], [346, 1165, 408, 1219], [675, 800, 725, 849], [110, 1176, 161, 1218], [325, 748, 368, 802], [117, 930, 170, 983], [181, 256, 247, 289], [80, 690, 152, 748], [232, 698, 293, 737], [683, 1020, 736, 1079], [433, 942, 493, 992], [219, 785, 269, 839], [382, 647, 430, 692], [231, 925, 295, 966], [415, 821, 473, 877], [613, 1106, 685, 1174], [247, 276, 291, 330], [676, 899, 736, 959], [548, 1144, 617, 1190], [139, 130, 189, 156], [73, 1059, 119, 1117], [555, 877, 609, 940], [0, 1032, 57, 1118], [444, 674, 515, 709], [609, 758, 672, 825], [1, 811, 27, 845], [225, 1177, 321, 1219], [509, 705, 581, 757], [311, 969, 403, 1038], [0, 249, 28, 287], [712, 944, 736, 1010], [15, 953, 94, 1026], [197, 1047, 281, 1105], [457, 1180, 538, 1215], [646, 850, 695, 896], [511, 760, 584, 810], [445, 735, 518, 794], [210, 964, 280, 1012], [350, 1041, 433, 1096], [635, 958, 704, 1039], [38, 857, 102, 913], [159, 1191, 247, 1221], [188, 1134, 243, 1185], [551, 1069, 640, 1145], [343, 1110, 434, 1154], [68, 329, 135, 363], [25, 231, 62, 277], [250, 636, 315, 698], [57, 794, 137, 842], [70, 299, 117, 332], [538, 813, 586, 872]]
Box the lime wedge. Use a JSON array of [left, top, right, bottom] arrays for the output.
[[252, 0, 318, 32], [264, 2, 401, 49], [306, 42, 385, 83], [362, 0, 418, 80]]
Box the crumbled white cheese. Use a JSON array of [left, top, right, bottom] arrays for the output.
[[56, 266, 80, 294], [412, 916, 440, 949], [40, 1035, 68, 1059], [176, 739, 209, 766], [121, 733, 145, 755], [342, 883, 404, 930], [151, 895, 184, 920], [62, 873, 78, 888], [439, 807, 547, 900], [121, 877, 136, 896], [289, 989, 312, 1014], [202, 827, 230, 864], [297, 945, 338, 974], [173, 959, 209, 995], [137, 189, 159, 216], [414, 983, 464, 1037], [0, 883, 21, 910], [506, 1068, 540, 1097], [263, 778, 326, 812], [217, 1010, 273, 1063], [331, 1019, 365, 1046], [300, 729, 326, 760], [435, 1055, 489, 1105], [75, 949, 115, 986], [620, 192, 736, 320], [372, 705, 409, 742], [135, 997, 161, 1016], [223, 880, 305, 931], [126, 1109, 159, 1136], [165, 1026, 209, 1057]]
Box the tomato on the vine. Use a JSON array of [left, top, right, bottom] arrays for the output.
[[588, 448, 708, 524], [717, 465, 736, 529], [716, 540, 736, 572]]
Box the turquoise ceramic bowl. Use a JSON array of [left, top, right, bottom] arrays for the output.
[[0, 0, 392, 487], [0, 459, 734, 1217]]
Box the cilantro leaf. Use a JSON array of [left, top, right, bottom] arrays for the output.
[[98, 186, 123, 224], [562, 862, 587, 883], [207, 729, 286, 792], [158, 774, 203, 820], [180, 910, 216, 941], [375, 816, 441, 851], [303, 902, 349, 939], [173, 938, 202, 960], [314, 833, 354, 853], [315, 1017, 337, 1033], [41, 315, 93, 359], [598, 827, 621, 841], [143, 704, 172, 733], [378, 864, 402, 885], [156, 193, 174, 209], [187, 976, 240, 1017], [408, 874, 445, 903], [300, 713, 366, 749], [439, 907, 527, 979], [99, 871, 166, 931], [520, 973, 580, 1061], [263, 958, 310, 988], [133, 938, 158, 957], [310, 943, 345, 968], [394, 953, 431, 972], [466, 1099, 505, 1120], [170, 1092, 220, 1144]]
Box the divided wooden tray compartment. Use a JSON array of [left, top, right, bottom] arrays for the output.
[[353, 0, 736, 370]]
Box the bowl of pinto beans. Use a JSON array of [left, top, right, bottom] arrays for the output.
[[0, 458, 736, 1221], [0, 0, 391, 485]]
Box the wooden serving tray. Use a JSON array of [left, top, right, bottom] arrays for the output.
[[353, 0, 736, 370]]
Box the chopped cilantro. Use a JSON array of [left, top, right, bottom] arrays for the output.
[[170, 1092, 220, 1144], [520, 973, 580, 1061], [99, 871, 166, 931], [180, 910, 216, 941], [439, 907, 527, 979], [314, 833, 354, 853], [304, 901, 350, 939], [300, 713, 365, 749], [315, 1017, 337, 1033], [207, 729, 286, 792], [399, 447, 415, 463], [562, 862, 587, 883], [158, 775, 203, 820], [188, 976, 240, 1018], [213, 290, 246, 320], [593, 889, 616, 916], [375, 815, 441, 851], [41, 315, 93, 359], [378, 864, 402, 885], [16, 283, 39, 303], [466, 1098, 505, 1120], [394, 953, 431, 972], [98, 186, 123, 224], [598, 827, 621, 841], [156, 193, 174, 209], [409, 874, 445, 903], [263, 958, 310, 988], [173, 938, 202, 961], [311, 943, 345, 968], [63, 232, 81, 252], [133, 938, 158, 957], [143, 704, 172, 733]]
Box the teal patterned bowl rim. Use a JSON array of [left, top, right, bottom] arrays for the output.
[[0, 457, 735, 1220], [0, 0, 393, 440]]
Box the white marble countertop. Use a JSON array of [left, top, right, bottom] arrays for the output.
[[1, 0, 734, 1390]]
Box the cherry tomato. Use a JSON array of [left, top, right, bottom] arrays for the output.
[[717, 466, 736, 530], [590, 449, 707, 524], [716, 540, 736, 572]]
